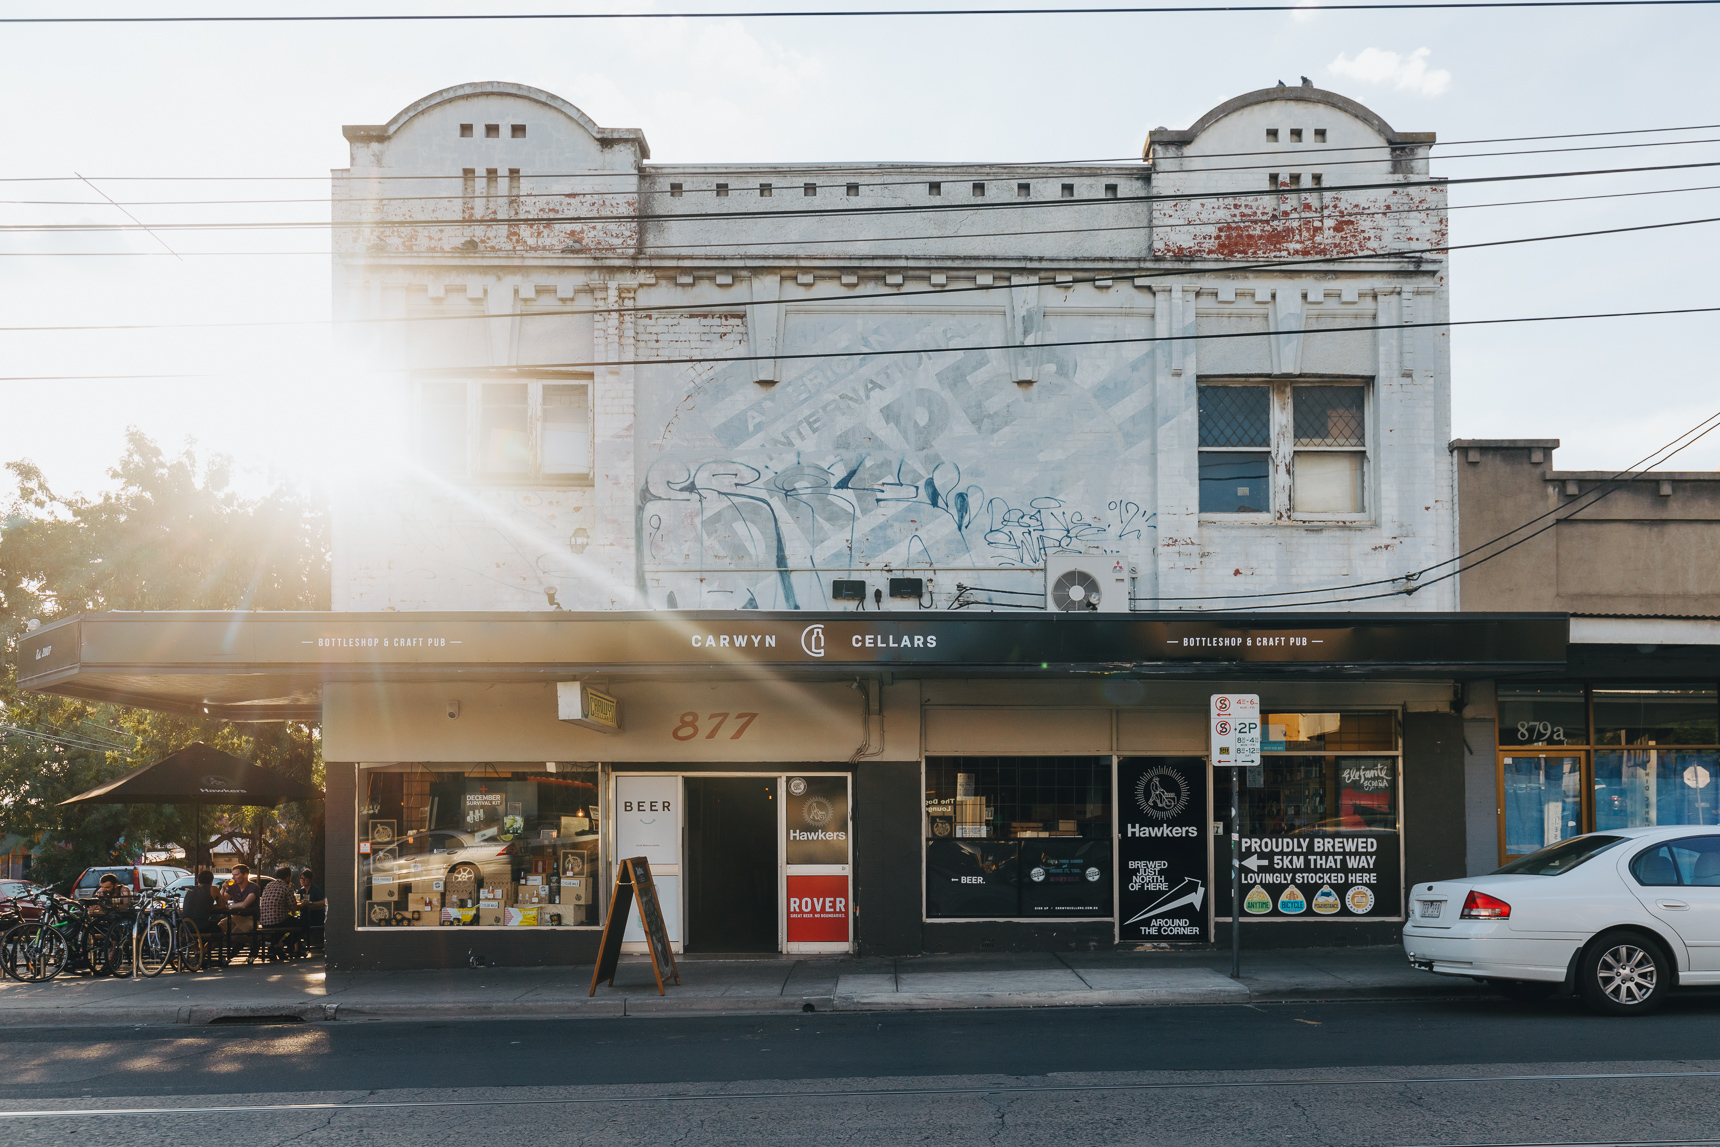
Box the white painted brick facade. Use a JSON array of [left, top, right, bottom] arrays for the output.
[[332, 81, 1456, 614]]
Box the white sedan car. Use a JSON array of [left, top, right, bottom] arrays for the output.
[[1403, 826, 1720, 1015]]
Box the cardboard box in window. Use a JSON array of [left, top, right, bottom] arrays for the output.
[[539, 910, 564, 927], [364, 901, 394, 927], [478, 907, 504, 927], [372, 882, 399, 901], [503, 905, 539, 926], [563, 877, 591, 906], [412, 894, 441, 916]]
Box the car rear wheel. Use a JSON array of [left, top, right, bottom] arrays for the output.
[[1579, 930, 1671, 1016]]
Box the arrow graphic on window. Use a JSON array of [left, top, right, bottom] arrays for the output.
[[1123, 877, 1206, 925]]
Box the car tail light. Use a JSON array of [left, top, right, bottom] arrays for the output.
[[1461, 890, 1511, 919]]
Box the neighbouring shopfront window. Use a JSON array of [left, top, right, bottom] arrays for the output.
[[1594, 750, 1720, 830], [924, 756, 1112, 919], [1216, 712, 1402, 920], [1498, 685, 1720, 859], [358, 764, 601, 929]]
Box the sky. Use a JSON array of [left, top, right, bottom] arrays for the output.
[[3, 0, 1719, 503]]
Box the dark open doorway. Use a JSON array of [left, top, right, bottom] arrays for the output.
[[685, 776, 779, 953]]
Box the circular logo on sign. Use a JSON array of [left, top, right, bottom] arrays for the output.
[[1135, 767, 1191, 821], [1346, 886, 1375, 914], [1029, 866, 1047, 883], [788, 777, 807, 796], [1085, 867, 1102, 883], [800, 624, 826, 658], [932, 819, 952, 837], [803, 796, 832, 827], [1214, 696, 1232, 714]]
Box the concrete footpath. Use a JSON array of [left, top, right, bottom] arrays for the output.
[[0, 945, 1484, 1028]]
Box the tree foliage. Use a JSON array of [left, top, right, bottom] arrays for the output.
[[0, 432, 328, 889]]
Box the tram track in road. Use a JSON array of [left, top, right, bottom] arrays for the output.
[[6, 1066, 1720, 1120]]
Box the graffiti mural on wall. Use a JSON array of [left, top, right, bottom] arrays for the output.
[[638, 309, 1157, 610]]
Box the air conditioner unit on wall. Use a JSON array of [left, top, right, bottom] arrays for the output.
[[1044, 554, 1132, 613]]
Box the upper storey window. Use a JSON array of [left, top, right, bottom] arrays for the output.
[[1198, 381, 1370, 519], [416, 379, 593, 483]]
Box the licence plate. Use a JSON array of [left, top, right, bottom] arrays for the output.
[[1418, 899, 1445, 918]]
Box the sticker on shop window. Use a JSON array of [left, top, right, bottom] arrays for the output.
[[1346, 886, 1375, 914], [1312, 886, 1342, 914]]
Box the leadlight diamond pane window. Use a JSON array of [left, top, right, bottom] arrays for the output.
[[1293, 385, 1365, 446], [1198, 385, 1270, 447]]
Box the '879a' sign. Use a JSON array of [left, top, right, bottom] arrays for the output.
[[1210, 694, 1261, 768]]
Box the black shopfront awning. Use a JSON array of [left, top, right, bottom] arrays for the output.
[[17, 610, 1568, 722]]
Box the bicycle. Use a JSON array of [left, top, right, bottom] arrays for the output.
[[130, 887, 182, 977], [1, 892, 82, 982]]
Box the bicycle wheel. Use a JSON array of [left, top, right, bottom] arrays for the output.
[[2, 924, 69, 982], [138, 917, 174, 976], [176, 922, 205, 973], [88, 925, 120, 976]]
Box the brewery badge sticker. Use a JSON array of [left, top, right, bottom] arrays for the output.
[[1244, 886, 1274, 914], [1312, 886, 1342, 915], [1030, 866, 1047, 883], [1278, 885, 1307, 914], [1135, 766, 1191, 821], [788, 776, 807, 797], [1346, 886, 1376, 914]]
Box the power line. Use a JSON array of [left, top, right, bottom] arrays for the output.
[[9, 124, 1720, 203], [7, 1, 1720, 21], [9, 180, 1720, 260], [442, 303, 1720, 372], [5, 211, 1713, 334], [4, 303, 1716, 380], [11, 156, 1720, 234], [1234, 412, 1720, 611], [1130, 408, 1720, 607]]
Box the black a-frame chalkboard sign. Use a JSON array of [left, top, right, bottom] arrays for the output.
[[589, 856, 680, 997]]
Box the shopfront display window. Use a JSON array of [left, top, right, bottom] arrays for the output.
[[1497, 685, 1720, 861], [924, 756, 1111, 919], [1215, 712, 1402, 921], [358, 764, 600, 928]]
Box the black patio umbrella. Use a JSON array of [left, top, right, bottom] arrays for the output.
[[60, 742, 322, 871]]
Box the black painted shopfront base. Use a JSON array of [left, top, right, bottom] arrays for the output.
[[335, 925, 604, 970]]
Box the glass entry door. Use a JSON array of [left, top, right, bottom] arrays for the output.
[[1501, 753, 1586, 862]]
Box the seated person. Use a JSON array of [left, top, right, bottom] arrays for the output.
[[258, 867, 298, 958], [221, 865, 260, 943], [89, 874, 133, 918], [297, 869, 327, 932], [180, 870, 224, 963]]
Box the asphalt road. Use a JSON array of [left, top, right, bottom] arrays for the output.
[[5, 994, 1720, 1146]]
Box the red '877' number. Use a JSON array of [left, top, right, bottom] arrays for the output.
[[673, 712, 759, 741]]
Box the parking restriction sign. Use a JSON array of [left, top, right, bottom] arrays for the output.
[[1210, 694, 1261, 768]]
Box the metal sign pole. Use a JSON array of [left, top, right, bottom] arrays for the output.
[[1230, 778, 1241, 980], [1210, 693, 1259, 982]]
